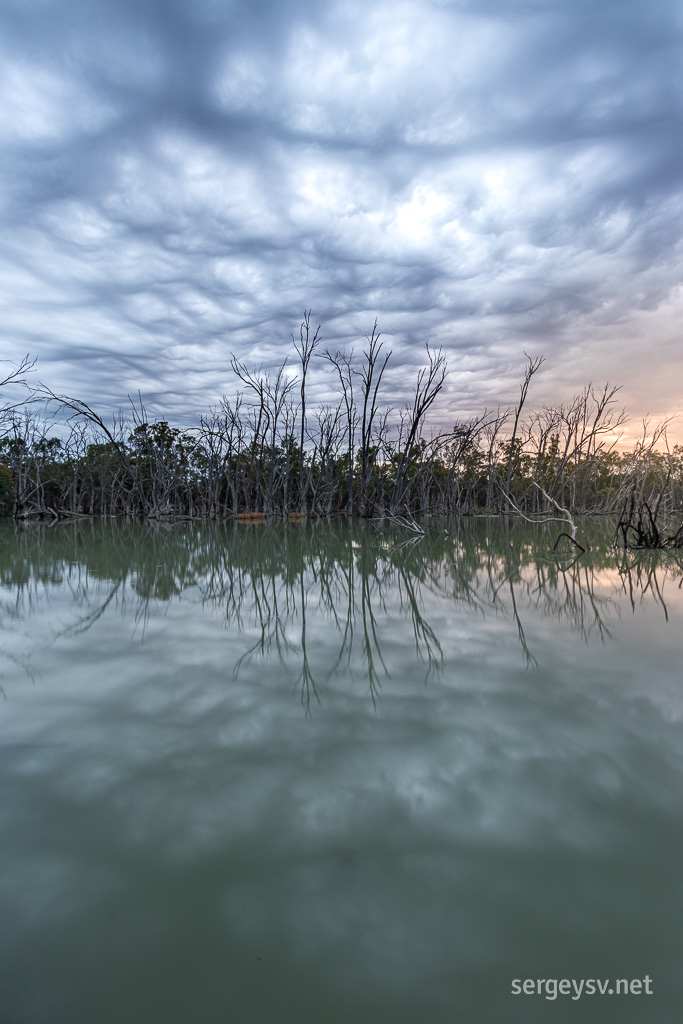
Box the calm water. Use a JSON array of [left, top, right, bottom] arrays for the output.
[[1, 518, 682, 1023]]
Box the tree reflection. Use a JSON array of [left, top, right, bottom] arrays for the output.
[[1, 517, 681, 709], [615, 548, 683, 621]]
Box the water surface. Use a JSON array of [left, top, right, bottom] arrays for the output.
[[1, 518, 682, 1023]]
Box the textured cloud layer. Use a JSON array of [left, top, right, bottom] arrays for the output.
[[1, 0, 682, 435]]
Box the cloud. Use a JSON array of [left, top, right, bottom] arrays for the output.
[[1, 0, 682, 433]]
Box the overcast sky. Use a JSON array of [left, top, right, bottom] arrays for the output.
[[1, 0, 682, 441]]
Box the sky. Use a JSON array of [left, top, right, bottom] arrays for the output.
[[1, 0, 682, 443]]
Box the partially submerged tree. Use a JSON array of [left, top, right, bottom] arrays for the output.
[[615, 482, 683, 550]]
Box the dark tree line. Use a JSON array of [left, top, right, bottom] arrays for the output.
[[1, 319, 681, 521]]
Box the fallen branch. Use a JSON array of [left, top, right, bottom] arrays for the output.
[[504, 484, 586, 553], [379, 511, 425, 535]]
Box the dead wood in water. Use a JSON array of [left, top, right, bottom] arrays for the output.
[[615, 488, 683, 550], [505, 482, 587, 554]]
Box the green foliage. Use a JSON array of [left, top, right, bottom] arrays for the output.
[[0, 463, 15, 516]]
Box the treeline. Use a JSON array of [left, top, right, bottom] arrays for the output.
[[1, 318, 681, 519]]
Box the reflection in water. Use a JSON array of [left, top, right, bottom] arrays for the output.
[[2, 516, 681, 709], [2, 518, 683, 1024], [615, 547, 683, 621]]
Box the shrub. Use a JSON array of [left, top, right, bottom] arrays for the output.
[[0, 464, 15, 516]]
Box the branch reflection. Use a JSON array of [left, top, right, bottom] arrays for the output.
[[1, 517, 681, 710]]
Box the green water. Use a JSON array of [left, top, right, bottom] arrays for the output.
[[0, 518, 682, 1023]]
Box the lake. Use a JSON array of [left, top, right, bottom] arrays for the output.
[[1, 517, 682, 1023]]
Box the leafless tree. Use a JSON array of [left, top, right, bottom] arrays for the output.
[[390, 343, 447, 513], [357, 320, 391, 516], [323, 346, 357, 515], [503, 353, 544, 505], [1, 353, 36, 430], [293, 311, 322, 514]]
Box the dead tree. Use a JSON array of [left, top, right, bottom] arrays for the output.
[[230, 357, 272, 512], [1, 353, 36, 394], [33, 384, 136, 506], [293, 311, 322, 514], [504, 483, 587, 554], [323, 347, 357, 516], [390, 343, 447, 514], [615, 481, 683, 550], [262, 361, 296, 513], [503, 353, 543, 507], [357, 320, 391, 516]]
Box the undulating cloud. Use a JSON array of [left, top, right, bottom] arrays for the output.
[[1, 0, 682, 438]]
